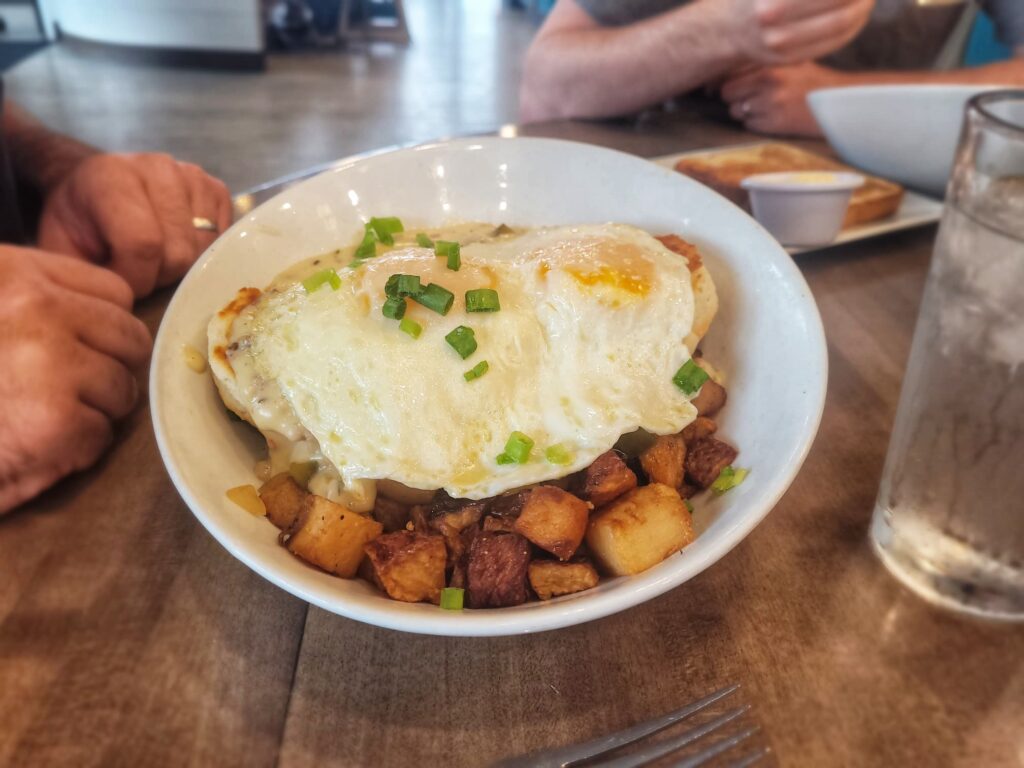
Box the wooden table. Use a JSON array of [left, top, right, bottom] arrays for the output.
[[2, 106, 1022, 768]]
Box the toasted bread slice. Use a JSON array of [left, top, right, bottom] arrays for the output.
[[674, 143, 903, 228]]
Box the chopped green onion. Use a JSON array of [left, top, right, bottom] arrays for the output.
[[445, 325, 477, 359], [465, 288, 501, 313], [544, 444, 573, 465], [399, 317, 422, 339], [289, 461, 318, 487], [413, 283, 455, 315], [684, 499, 694, 514], [302, 268, 341, 293], [499, 431, 534, 464], [464, 360, 489, 382], [382, 296, 407, 319], [435, 240, 461, 271], [440, 587, 464, 611], [354, 226, 378, 260], [710, 466, 749, 493], [367, 216, 404, 245], [385, 273, 422, 298], [672, 359, 710, 396], [416, 233, 434, 248]]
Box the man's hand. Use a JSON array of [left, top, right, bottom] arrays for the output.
[[0, 246, 151, 514], [721, 62, 854, 136], [38, 153, 232, 299], [724, 0, 874, 67]]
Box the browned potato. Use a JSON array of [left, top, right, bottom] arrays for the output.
[[686, 437, 738, 489], [285, 495, 383, 578], [513, 486, 590, 561], [639, 434, 687, 490], [448, 525, 481, 590], [573, 450, 637, 507], [528, 560, 600, 600], [466, 532, 531, 608], [372, 494, 410, 533], [585, 483, 695, 576], [482, 516, 516, 533], [258, 473, 307, 530], [363, 531, 447, 604], [691, 378, 727, 417], [681, 416, 717, 445], [412, 494, 486, 565]]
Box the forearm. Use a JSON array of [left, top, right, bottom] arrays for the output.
[[839, 57, 1024, 87], [3, 101, 97, 195], [521, 1, 743, 122]]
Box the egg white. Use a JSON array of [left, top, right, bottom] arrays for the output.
[[210, 223, 710, 504]]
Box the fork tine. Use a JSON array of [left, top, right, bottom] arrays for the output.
[[670, 725, 762, 768], [589, 706, 750, 768], [490, 684, 741, 768], [724, 746, 772, 767]]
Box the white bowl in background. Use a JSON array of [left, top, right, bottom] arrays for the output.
[[809, 84, 999, 197], [741, 171, 864, 247], [151, 137, 828, 637]]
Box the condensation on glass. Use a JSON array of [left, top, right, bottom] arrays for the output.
[[871, 91, 1024, 620]]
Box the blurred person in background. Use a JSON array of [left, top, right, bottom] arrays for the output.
[[521, 0, 1024, 136], [0, 98, 232, 514]]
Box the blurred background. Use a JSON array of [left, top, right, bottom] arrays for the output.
[[0, 0, 1009, 192]]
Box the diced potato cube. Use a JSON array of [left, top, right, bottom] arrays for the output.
[[681, 416, 717, 445], [285, 495, 383, 578], [573, 450, 637, 507], [686, 437, 739, 489], [363, 531, 447, 604], [373, 494, 411, 533], [227, 484, 266, 517], [466, 532, 531, 608], [513, 486, 589, 561], [691, 378, 727, 417], [528, 560, 600, 600], [585, 483, 695, 576], [639, 434, 687, 490], [258, 473, 307, 530]]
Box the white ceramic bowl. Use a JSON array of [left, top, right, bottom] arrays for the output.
[[151, 137, 827, 637], [809, 84, 1000, 197], [742, 171, 865, 247]]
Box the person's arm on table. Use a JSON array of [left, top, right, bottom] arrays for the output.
[[722, 50, 1024, 136], [519, 0, 874, 122], [4, 100, 233, 297]]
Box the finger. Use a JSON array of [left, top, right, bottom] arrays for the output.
[[86, 162, 165, 298], [756, 0, 847, 26], [729, 93, 772, 122], [136, 155, 198, 289], [762, 3, 867, 58], [67, 404, 115, 472], [721, 70, 770, 104], [74, 345, 139, 420], [63, 290, 152, 368], [35, 252, 135, 309], [745, 114, 785, 135], [174, 163, 230, 281]]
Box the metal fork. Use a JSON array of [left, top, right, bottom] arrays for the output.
[[493, 684, 769, 768]]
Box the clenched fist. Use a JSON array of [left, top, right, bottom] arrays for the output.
[[722, 0, 874, 66], [38, 152, 233, 299], [0, 246, 151, 513]]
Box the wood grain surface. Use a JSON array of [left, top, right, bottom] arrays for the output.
[[1, 81, 1022, 768]]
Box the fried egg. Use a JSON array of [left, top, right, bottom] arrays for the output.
[[209, 223, 717, 509]]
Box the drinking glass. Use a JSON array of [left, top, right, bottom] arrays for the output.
[[870, 90, 1024, 620]]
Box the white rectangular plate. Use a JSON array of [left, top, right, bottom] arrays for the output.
[[650, 145, 943, 255]]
